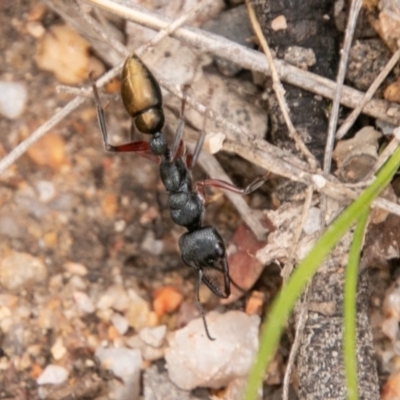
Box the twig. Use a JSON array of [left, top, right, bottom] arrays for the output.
[[372, 127, 400, 174], [245, 0, 318, 170], [323, 0, 363, 174], [56, 85, 96, 98], [0, 97, 86, 174], [76, 0, 129, 57], [224, 140, 400, 217], [336, 48, 400, 140]]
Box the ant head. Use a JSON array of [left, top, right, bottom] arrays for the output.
[[179, 226, 227, 270]]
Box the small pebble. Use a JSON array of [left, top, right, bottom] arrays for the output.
[[50, 338, 67, 360], [141, 231, 164, 256], [97, 285, 130, 312], [125, 334, 165, 361], [63, 261, 88, 276], [126, 290, 151, 331], [303, 207, 322, 235], [111, 312, 129, 335], [95, 346, 142, 400], [95, 346, 142, 379], [37, 365, 69, 385], [26, 133, 67, 170], [271, 15, 287, 31], [165, 311, 260, 390], [139, 325, 167, 348], [35, 180, 56, 203], [26, 21, 45, 38], [35, 24, 92, 85], [142, 344, 165, 362], [0, 251, 47, 290], [69, 275, 87, 290], [152, 286, 183, 318], [0, 81, 27, 119], [245, 291, 265, 316], [144, 364, 201, 400], [101, 192, 118, 218], [74, 291, 95, 314]]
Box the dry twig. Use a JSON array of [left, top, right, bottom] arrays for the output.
[[323, 0, 362, 174]]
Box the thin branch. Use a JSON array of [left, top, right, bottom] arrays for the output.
[[245, 0, 318, 170], [323, 0, 363, 174], [224, 140, 400, 217], [0, 96, 86, 174], [372, 127, 400, 174]]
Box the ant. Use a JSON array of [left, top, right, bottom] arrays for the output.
[[91, 54, 266, 340]]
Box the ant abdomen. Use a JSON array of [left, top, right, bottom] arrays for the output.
[[121, 55, 164, 134]]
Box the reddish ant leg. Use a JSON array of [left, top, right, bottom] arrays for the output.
[[91, 77, 159, 162]]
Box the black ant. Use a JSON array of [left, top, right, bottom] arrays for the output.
[[91, 55, 266, 340]]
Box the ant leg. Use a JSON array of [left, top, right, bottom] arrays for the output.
[[186, 129, 205, 170], [90, 76, 155, 157], [196, 270, 215, 341], [171, 85, 190, 160], [197, 175, 268, 196]]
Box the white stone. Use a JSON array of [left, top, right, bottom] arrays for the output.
[[95, 346, 142, 380], [0, 81, 27, 119], [141, 231, 164, 256], [111, 313, 129, 335], [139, 325, 167, 348], [74, 291, 95, 314], [37, 365, 68, 385], [165, 311, 260, 390], [35, 180, 56, 203], [95, 346, 142, 400], [303, 207, 322, 235]]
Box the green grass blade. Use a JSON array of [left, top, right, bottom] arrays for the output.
[[344, 209, 369, 400], [245, 146, 400, 400]]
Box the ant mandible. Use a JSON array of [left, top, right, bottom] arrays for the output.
[[91, 54, 266, 340]]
